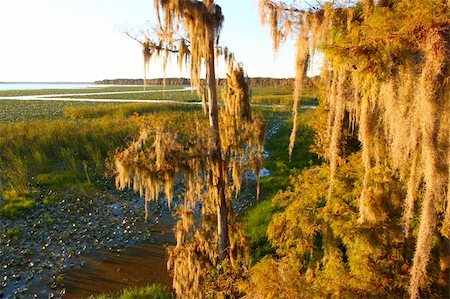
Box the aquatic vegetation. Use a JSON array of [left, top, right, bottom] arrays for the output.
[[0, 189, 35, 219], [94, 284, 173, 299]]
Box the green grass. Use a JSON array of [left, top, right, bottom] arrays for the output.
[[5, 227, 22, 241], [64, 102, 200, 120], [0, 100, 104, 123], [250, 86, 318, 106], [0, 189, 35, 219], [59, 90, 199, 102], [250, 85, 294, 96], [0, 103, 205, 212], [0, 116, 140, 191], [262, 110, 321, 194], [243, 108, 322, 262], [94, 284, 173, 299], [244, 198, 278, 262], [35, 171, 86, 187], [35, 171, 97, 194], [0, 101, 200, 123]]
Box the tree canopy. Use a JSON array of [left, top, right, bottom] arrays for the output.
[[257, 0, 449, 298]]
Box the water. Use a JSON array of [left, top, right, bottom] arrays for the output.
[[0, 83, 106, 90], [62, 233, 173, 298]]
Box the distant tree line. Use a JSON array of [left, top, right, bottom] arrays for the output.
[[94, 77, 316, 87]]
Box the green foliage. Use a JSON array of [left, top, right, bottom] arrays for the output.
[[94, 284, 173, 299], [42, 195, 60, 205], [0, 116, 140, 191], [250, 86, 318, 106], [64, 102, 199, 120], [246, 152, 444, 297], [243, 107, 322, 262], [262, 109, 322, 194], [0, 100, 103, 123], [5, 227, 21, 241], [36, 171, 85, 187], [244, 198, 278, 262], [0, 189, 35, 219], [324, 0, 450, 80], [59, 90, 199, 102]]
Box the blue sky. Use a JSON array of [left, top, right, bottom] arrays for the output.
[[0, 0, 297, 82]]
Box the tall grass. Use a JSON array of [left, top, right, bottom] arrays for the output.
[[64, 102, 199, 119], [0, 116, 138, 192], [0, 102, 204, 192]]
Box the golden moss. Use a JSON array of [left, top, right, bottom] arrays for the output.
[[259, 0, 450, 297], [115, 2, 265, 297]]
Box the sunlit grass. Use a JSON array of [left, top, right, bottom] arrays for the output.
[[243, 108, 322, 262], [94, 284, 173, 299], [58, 90, 199, 102], [0, 189, 35, 219]]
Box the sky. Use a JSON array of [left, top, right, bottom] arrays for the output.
[[0, 0, 298, 82]]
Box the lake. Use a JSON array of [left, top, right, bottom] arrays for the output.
[[0, 83, 107, 90]]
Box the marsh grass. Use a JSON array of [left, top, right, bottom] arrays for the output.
[[261, 109, 321, 193], [0, 100, 104, 123], [0, 87, 307, 225], [244, 198, 278, 262], [0, 102, 206, 216], [5, 227, 21, 241], [94, 284, 173, 299], [64, 102, 200, 119], [0, 85, 184, 97], [59, 90, 199, 102], [0, 115, 139, 193], [243, 108, 322, 262], [42, 195, 60, 205], [0, 189, 35, 219], [250, 86, 316, 106], [35, 171, 97, 194]]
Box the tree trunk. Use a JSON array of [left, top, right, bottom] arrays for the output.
[[206, 26, 229, 262]]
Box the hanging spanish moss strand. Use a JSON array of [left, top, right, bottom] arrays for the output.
[[358, 90, 372, 223], [115, 2, 265, 297], [259, 2, 449, 297], [328, 69, 345, 200], [443, 155, 450, 237], [409, 29, 448, 299], [402, 151, 421, 238], [289, 15, 309, 160], [142, 39, 153, 91]]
